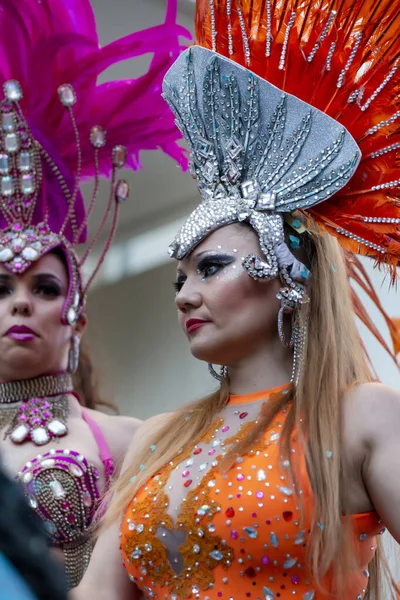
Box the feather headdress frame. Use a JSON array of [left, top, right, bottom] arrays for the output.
[[0, 0, 190, 325]]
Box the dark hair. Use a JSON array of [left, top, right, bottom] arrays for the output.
[[0, 465, 67, 600], [72, 341, 117, 412], [49, 246, 117, 413]]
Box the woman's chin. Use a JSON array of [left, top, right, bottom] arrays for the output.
[[1, 348, 43, 379], [189, 340, 227, 366]]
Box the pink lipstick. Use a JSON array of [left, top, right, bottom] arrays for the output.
[[7, 325, 37, 342]]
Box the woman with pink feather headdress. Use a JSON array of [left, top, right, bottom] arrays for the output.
[[0, 0, 190, 590]]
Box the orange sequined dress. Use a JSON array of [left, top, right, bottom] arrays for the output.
[[120, 386, 384, 599]]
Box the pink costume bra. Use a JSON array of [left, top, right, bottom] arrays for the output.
[[16, 408, 114, 589]]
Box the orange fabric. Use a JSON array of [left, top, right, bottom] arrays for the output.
[[120, 388, 383, 599], [229, 384, 290, 404]]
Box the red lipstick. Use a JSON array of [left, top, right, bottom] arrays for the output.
[[186, 318, 210, 334], [6, 325, 37, 342]]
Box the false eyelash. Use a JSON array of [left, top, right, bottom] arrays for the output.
[[173, 281, 184, 293], [197, 255, 235, 272]]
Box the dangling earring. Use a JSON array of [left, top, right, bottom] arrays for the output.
[[277, 304, 295, 348], [68, 335, 80, 374], [291, 309, 309, 386], [277, 268, 309, 384], [208, 364, 228, 382]]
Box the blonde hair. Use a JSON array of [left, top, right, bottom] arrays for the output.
[[103, 230, 396, 598]]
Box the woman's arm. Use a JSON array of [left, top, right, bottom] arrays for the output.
[[71, 520, 142, 600], [72, 412, 172, 599], [84, 409, 143, 471], [352, 383, 400, 543]]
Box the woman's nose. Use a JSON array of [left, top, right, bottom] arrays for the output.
[[175, 280, 203, 314], [11, 297, 33, 317]]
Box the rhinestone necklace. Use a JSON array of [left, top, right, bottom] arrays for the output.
[[0, 373, 73, 446]]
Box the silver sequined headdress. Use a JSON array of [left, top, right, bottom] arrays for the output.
[[163, 46, 361, 381], [164, 46, 360, 286]]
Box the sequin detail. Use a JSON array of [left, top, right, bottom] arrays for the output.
[[121, 389, 382, 599], [17, 449, 101, 589], [123, 458, 234, 597]]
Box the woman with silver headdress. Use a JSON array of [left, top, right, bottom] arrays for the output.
[[0, 0, 189, 590], [76, 1, 400, 599]]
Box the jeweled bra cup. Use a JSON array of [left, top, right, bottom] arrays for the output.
[[17, 449, 100, 589]]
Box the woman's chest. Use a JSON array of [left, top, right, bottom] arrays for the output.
[[0, 416, 106, 487], [0, 416, 106, 548], [121, 410, 312, 598], [127, 439, 308, 556], [0, 413, 110, 589]]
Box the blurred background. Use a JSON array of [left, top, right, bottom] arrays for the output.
[[85, 0, 400, 422]]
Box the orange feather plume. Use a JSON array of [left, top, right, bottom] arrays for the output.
[[195, 0, 400, 364], [196, 0, 400, 275]]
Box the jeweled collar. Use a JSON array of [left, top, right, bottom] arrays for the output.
[[0, 373, 73, 404]]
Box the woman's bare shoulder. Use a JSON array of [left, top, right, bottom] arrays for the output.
[[83, 408, 142, 466], [344, 381, 400, 408], [85, 408, 142, 432], [342, 382, 400, 542], [122, 412, 177, 466], [343, 381, 400, 443]]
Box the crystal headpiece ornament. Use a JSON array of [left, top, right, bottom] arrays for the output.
[[163, 0, 400, 362], [0, 0, 190, 326]]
